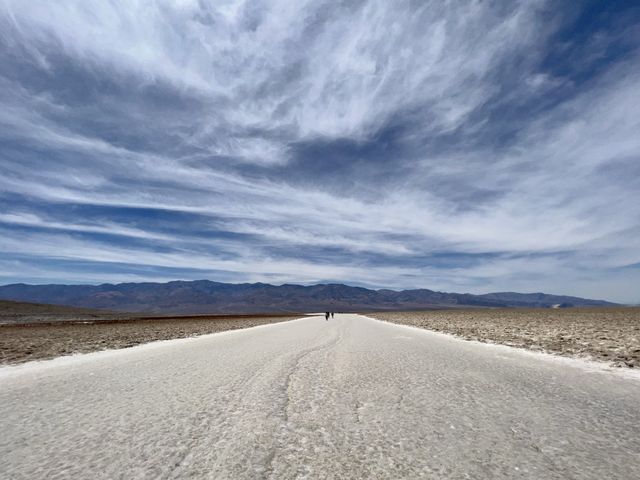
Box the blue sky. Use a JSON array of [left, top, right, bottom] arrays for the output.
[[1, 0, 639, 302]]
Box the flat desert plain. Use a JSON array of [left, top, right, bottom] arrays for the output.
[[0, 314, 301, 365], [368, 307, 640, 368]]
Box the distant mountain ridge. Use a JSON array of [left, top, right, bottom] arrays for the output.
[[0, 280, 616, 314]]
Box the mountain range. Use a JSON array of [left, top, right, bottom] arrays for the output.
[[0, 280, 617, 314]]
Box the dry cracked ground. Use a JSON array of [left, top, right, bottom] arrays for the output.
[[368, 308, 640, 368], [2, 306, 639, 370], [0, 315, 301, 365]]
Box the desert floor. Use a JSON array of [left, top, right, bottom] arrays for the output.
[[0, 314, 302, 365], [368, 307, 640, 368], [2, 314, 639, 479]]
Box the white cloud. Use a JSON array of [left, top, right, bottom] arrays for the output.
[[1, 1, 544, 143]]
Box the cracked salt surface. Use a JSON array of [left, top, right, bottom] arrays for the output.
[[1, 314, 639, 479], [0, 316, 311, 380], [363, 314, 640, 383]]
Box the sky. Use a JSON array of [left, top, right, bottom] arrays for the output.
[[0, 0, 639, 302]]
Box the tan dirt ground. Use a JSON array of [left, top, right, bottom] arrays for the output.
[[0, 315, 302, 365], [368, 308, 640, 368]]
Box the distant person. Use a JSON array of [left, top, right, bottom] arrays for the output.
[[325, 312, 329, 321], [331, 312, 334, 319]]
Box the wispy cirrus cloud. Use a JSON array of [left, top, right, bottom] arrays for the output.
[[0, 0, 639, 302]]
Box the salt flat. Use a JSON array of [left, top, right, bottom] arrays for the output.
[[1, 314, 639, 479]]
